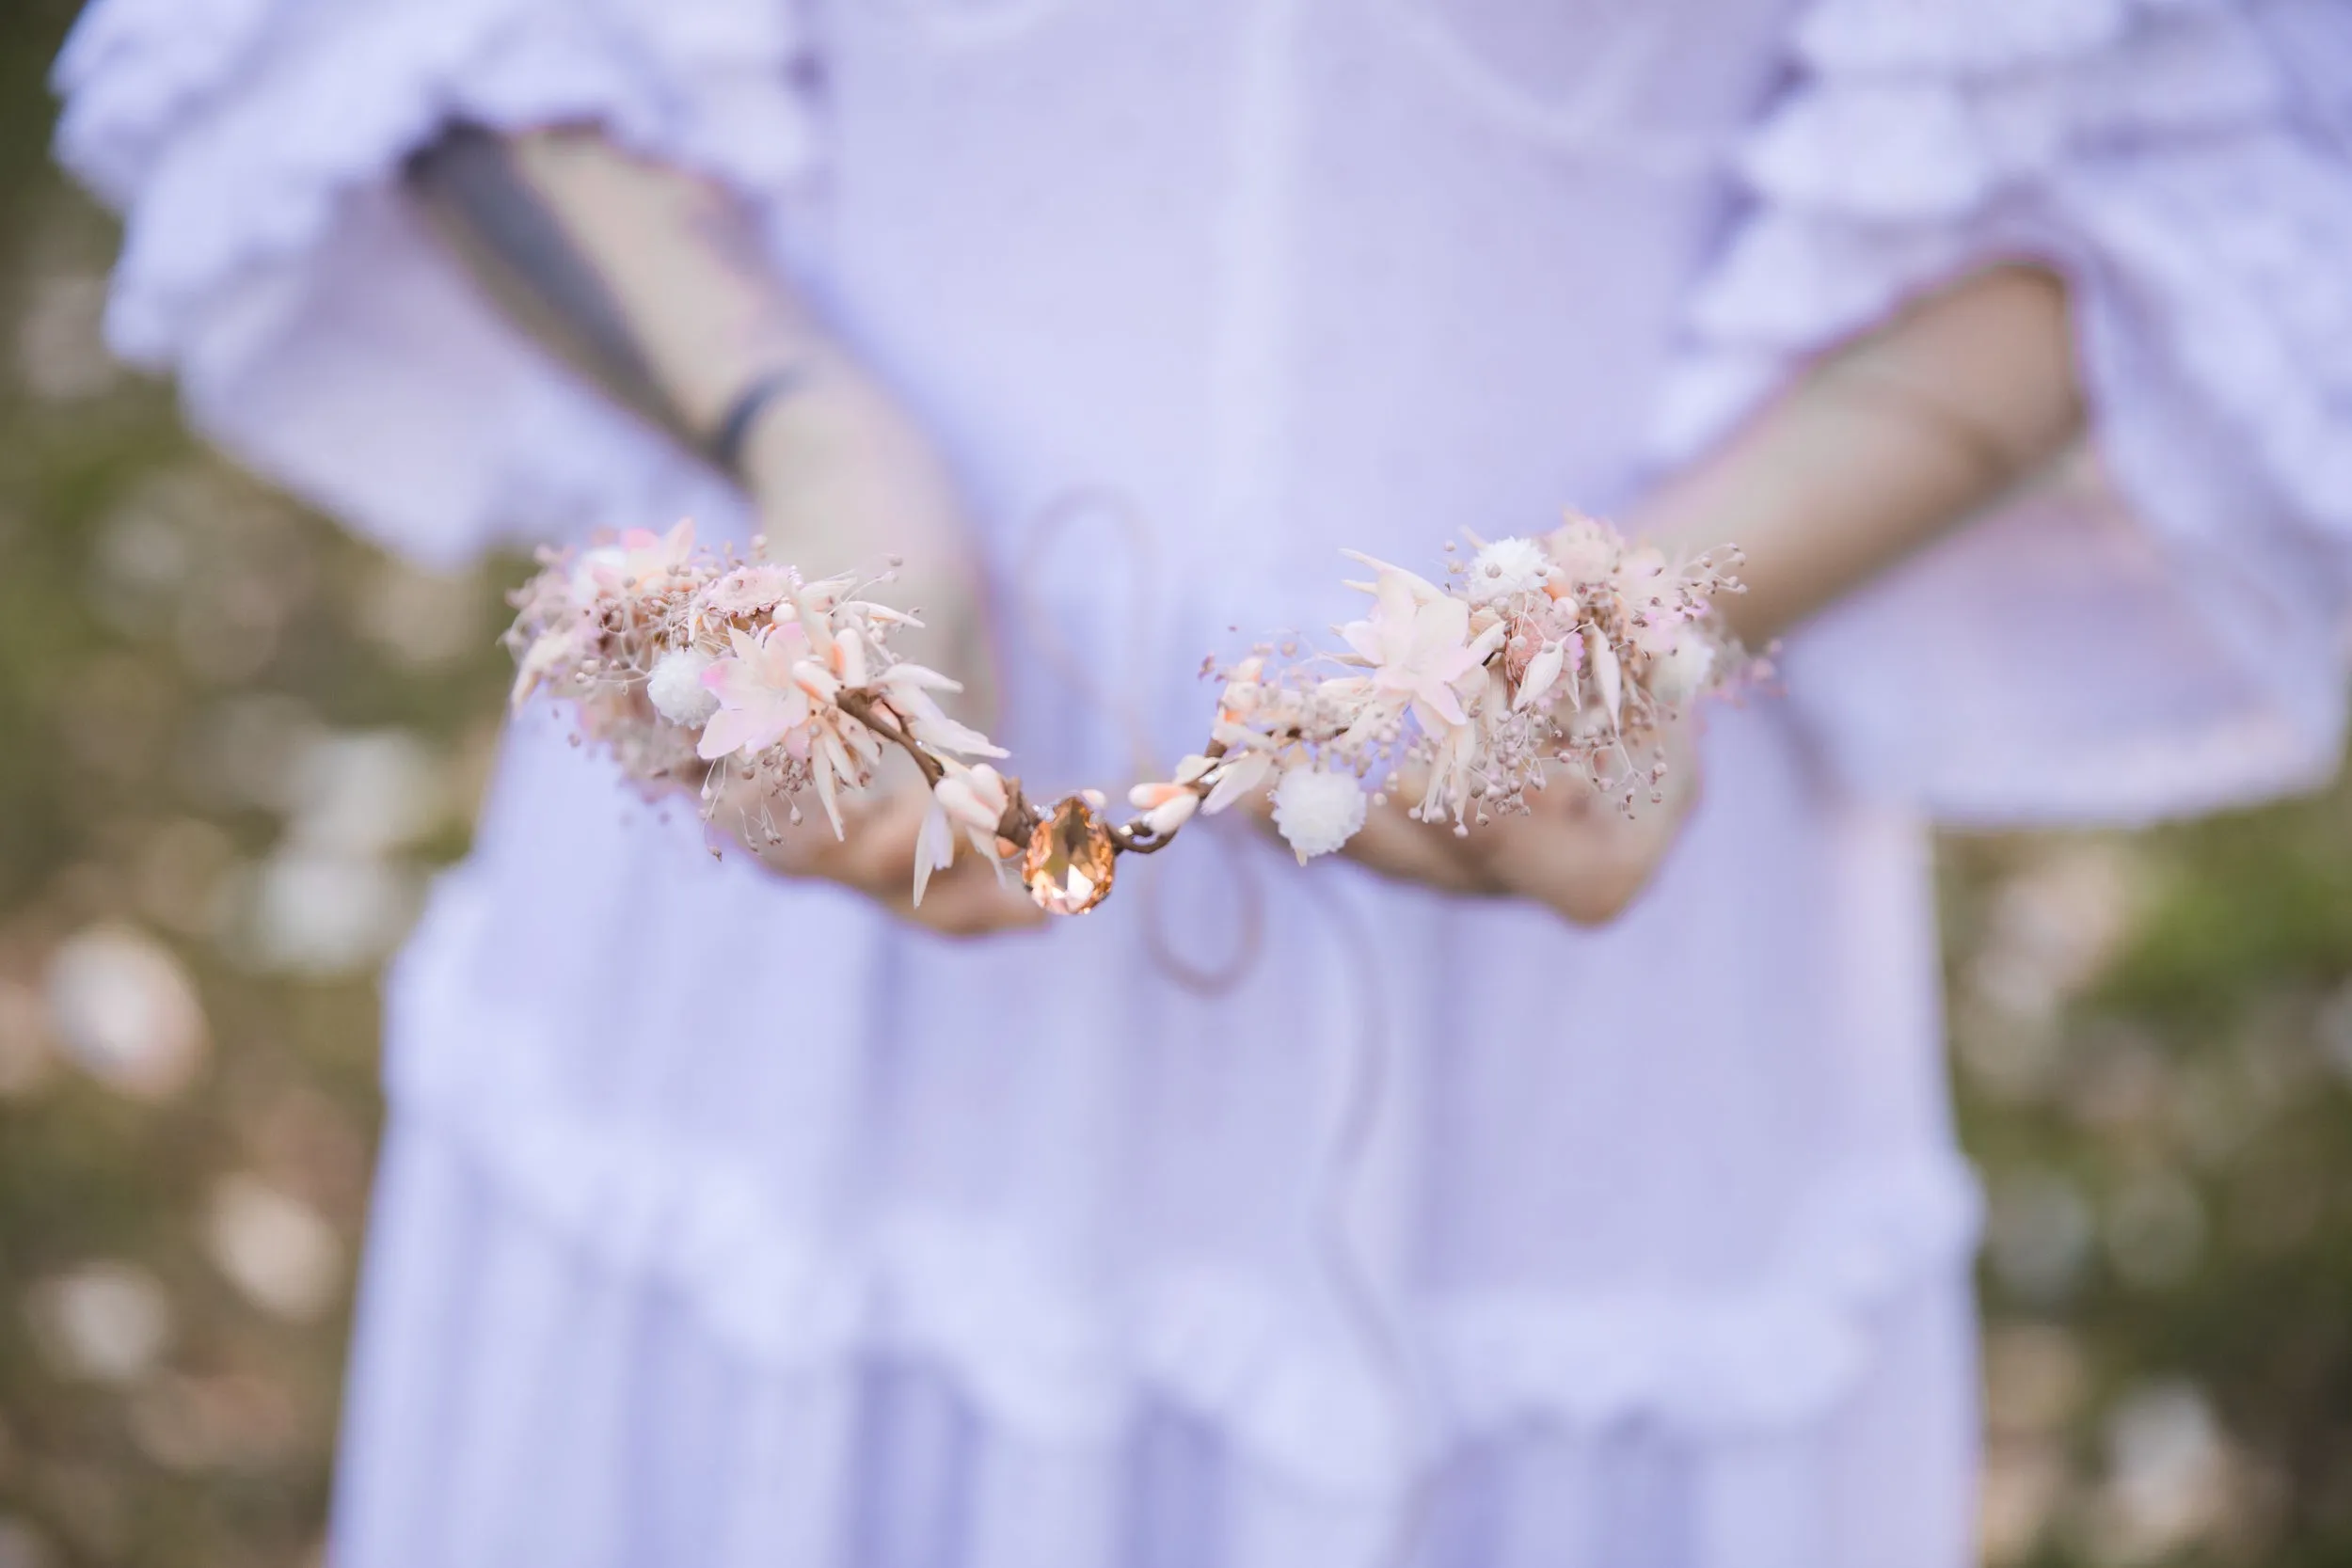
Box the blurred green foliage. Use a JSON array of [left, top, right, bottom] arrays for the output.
[[0, 4, 2347, 1567], [1946, 787, 2352, 1567], [0, 8, 509, 1566]]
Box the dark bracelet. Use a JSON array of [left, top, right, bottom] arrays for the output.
[[707, 364, 812, 480]]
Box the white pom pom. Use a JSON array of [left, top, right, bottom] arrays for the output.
[[1650, 636, 1716, 706], [1271, 766, 1368, 863], [1466, 537, 1552, 604], [648, 647, 719, 726]]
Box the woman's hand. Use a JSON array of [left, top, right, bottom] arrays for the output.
[[410, 128, 1040, 935], [737, 357, 1003, 724], [721, 362, 1042, 937], [1280, 718, 1702, 927]]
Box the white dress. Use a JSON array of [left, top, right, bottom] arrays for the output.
[[56, 1, 2352, 1563]]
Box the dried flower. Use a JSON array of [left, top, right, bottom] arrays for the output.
[[503, 506, 1748, 918], [647, 647, 719, 726], [1339, 568, 1496, 731], [913, 789, 957, 908], [696, 625, 815, 762], [1549, 512, 1619, 585], [1466, 536, 1553, 604], [1650, 634, 1716, 706], [1271, 766, 1369, 862]]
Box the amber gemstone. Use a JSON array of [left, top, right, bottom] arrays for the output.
[[1022, 797, 1117, 915]]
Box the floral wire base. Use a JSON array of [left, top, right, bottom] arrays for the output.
[[504, 513, 1755, 914]]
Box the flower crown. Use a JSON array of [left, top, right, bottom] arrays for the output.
[[505, 514, 1750, 914]]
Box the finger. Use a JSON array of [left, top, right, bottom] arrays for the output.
[[1232, 775, 1499, 896], [903, 855, 1048, 937], [862, 823, 1044, 937], [1470, 760, 1704, 926], [771, 786, 1043, 937], [1329, 797, 1499, 896], [711, 775, 889, 881]]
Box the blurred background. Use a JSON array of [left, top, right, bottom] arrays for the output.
[[0, 3, 2348, 1566]]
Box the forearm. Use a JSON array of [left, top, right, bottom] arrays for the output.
[[1637, 263, 2084, 646], [405, 121, 844, 478]]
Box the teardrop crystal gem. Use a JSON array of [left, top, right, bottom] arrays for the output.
[[1022, 797, 1117, 915]]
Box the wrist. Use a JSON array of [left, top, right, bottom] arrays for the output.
[[727, 350, 888, 487]]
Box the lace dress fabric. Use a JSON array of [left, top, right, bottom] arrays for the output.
[[54, 0, 2352, 1564]]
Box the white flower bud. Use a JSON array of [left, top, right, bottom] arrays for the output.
[[1271, 766, 1368, 863], [1142, 791, 1200, 836], [647, 647, 719, 726]]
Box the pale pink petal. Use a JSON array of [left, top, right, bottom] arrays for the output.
[[1141, 792, 1200, 835], [790, 584, 838, 663], [820, 727, 860, 790], [900, 692, 1007, 758], [1343, 552, 1446, 604], [697, 706, 760, 760], [913, 796, 956, 907], [1515, 641, 1565, 711], [1586, 626, 1621, 721], [793, 660, 842, 703], [935, 776, 1001, 835], [1415, 681, 1469, 730], [1201, 752, 1273, 815], [1339, 620, 1387, 665], [878, 662, 961, 695], [809, 747, 844, 838], [1375, 573, 1422, 635], [1409, 595, 1471, 663], [966, 764, 1010, 816]]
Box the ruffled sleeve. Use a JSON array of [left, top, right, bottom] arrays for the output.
[[1658, 0, 2352, 826], [53, 0, 823, 567]]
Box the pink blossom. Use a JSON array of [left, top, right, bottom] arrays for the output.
[[1339, 568, 1500, 732], [696, 625, 815, 761], [588, 518, 695, 593]]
